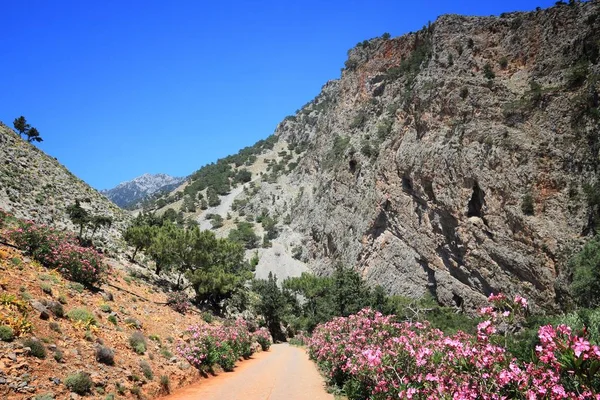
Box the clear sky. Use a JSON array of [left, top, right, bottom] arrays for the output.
[[1, 0, 556, 190]]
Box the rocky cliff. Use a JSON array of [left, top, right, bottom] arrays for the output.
[[0, 123, 130, 252], [241, 1, 600, 310]]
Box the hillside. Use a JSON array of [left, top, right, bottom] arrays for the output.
[[145, 1, 600, 310], [0, 123, 130, 253], [101, 174, 184, 209]]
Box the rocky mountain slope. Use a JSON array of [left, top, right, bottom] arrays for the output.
[[149, 1, 600, 311], [101, 174, 184, 209], [0, 123, 130, 252]]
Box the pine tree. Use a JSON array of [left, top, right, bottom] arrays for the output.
[[13, 116, 30, 138], [26, 127, 43, 143], [66, 200, 90, 239]]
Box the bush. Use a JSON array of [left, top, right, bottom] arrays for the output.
[[521, 193, 535, 215], [0, 325, 14, 341], [129, 332, 147, 354], [140, 359, 154, 380], [47, 301, 64, 318], [570, 236, 600, 308], [65, 372, 93, 395], [254, 327, 272, 351], [54, 348, 64, 362], [23, 338, 46, 358], [499, 56, 508, 69], [96, 346, 115, 365], [167, 292, 190, 314], [67, 308, 97, 327], [178, 319, 255, 372], [483, 63, 495, 79], [7, 221, 105, 286], [160, 375, 170, 394], [108, 315, 118, 326]]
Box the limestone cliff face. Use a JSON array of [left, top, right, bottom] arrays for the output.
[[254, 2, 600, 310], [0, 123, 130, 251]]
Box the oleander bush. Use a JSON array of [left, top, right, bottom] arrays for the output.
[[177, 319, 257, 372], [253, 327, 272, 351], [307, 294, 600, 399], [7, 220, 105, 286]]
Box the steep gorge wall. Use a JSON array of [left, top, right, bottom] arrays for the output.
[[260, 2, 600, 310]]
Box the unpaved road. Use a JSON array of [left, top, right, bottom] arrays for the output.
[[159, 343, 333, 400]]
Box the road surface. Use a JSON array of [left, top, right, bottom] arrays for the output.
[[160, 343, 333, 400]]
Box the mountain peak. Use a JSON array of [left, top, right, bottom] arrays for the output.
[[102, 173, 184, 208]]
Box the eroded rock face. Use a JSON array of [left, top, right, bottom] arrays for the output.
[[250, 2, 600, 310]]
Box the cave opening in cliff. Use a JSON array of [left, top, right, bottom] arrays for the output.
[[467, 182, 486, 219]]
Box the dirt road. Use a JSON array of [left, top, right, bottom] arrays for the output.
[[159, 343, 333, 400]]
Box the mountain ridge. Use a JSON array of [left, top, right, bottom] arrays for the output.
[[101, 173, 185, 209]]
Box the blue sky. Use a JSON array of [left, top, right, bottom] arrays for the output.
[[1, 0, 556, 190]]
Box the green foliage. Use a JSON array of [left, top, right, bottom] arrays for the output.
[[253, 273, 289, 341], [108, 315, 118, 325], [129, 331, 147, 354], [381, 32, 391, 40], [376, 119, 393, 140], [67, 308, 97, 326], [123, 224, 155, 262], [384, 31, 432, 85], [66, 200, 89, 239], [54, 348, 64, 362], [65, 372, 93, 395], [207, 187, 221, 207], [23, 338, 46, 358], [483, 63, 495, 79], [584, 182, 600, 231], [499, 56, 508, 69], [567, 61, 589, 89], [140, 359, 154, 380], [228, 222, 259, 249], [0, 325, 14, 341], [13, 116, 43, 143], [160, 375, 170, 394], [522, 193, 535, 215], [96, 346, 115, 365], [570, 236, 600, 308], [350, 111, 367, 129]]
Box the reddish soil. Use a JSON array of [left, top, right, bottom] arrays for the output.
[[159, 343, 333, 400]]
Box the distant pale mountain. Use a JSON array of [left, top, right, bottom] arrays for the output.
[[101, 173, 184, 208]]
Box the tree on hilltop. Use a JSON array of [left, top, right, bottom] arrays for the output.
[[13, 116, 43, 143]]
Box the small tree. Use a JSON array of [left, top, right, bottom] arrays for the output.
[[254, 272, 288, 341], [123, 224, 155, 261], [26, 127, 43, 143], [89, 215, 112, 239], [66, 200, 89, 239], [13, 116, 43, 143], [13, 116, 30, 138]]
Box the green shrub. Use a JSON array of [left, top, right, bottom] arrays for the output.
[[160, 375, 170, 393], [67, 308, 97, 327], [521, 193, 535, 215], [34, 394, 55, 400], [217, 342, 237, 372], [54, 349, 64, 362], [108, 315, 118, 326], [96, 346, 115, 365], [483, 63, 495, 79], [0, 325, 14, 341], [65, 372, 93, 395], [40, 283, 52, 295], [570, 236, 600, 308], [49, 321, 61, 332], [160, 347, 173, 359], [100, 303, 111, 312], [140, 359, 154, 380], [499, 56, 508, 69], [68, 282, 85, 293], [48, 301, 64, 318], [129, 332, 147, 354], [23, 338, 46, 358]]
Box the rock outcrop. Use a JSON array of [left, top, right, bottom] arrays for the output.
[[246, 2, 600, 310]]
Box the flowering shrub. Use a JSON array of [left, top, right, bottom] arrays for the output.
[[307, 294, 600, 399], [253, 327, 272, 351], [177, 319, 255, 372], [7, 220, 105, 286], [166, 291, 191, 314]]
